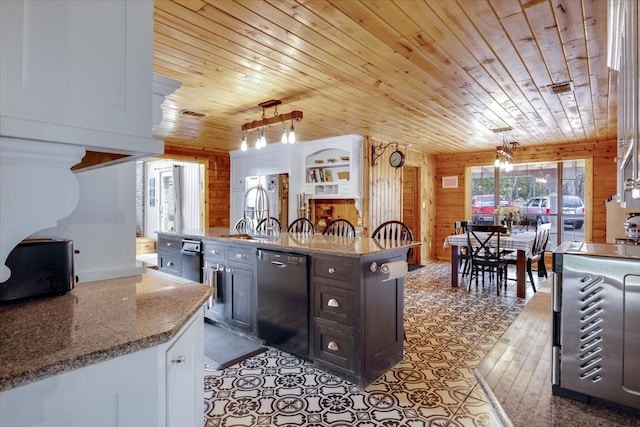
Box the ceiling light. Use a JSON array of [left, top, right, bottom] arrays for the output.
[[240, 100, 303, 149], [288, 118, 296, 144], [493, 128, 519, 172], [240, 132, 248, 151]]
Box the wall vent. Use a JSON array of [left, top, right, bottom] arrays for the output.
[[180, 109, 206, 118], [547, 81, 574, 94]]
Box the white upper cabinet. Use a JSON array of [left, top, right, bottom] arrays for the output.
[[0, 0, 161, 157], [0, 0, 165, 282], [291, 134, 364, 201], [611, 0, 639, 206]]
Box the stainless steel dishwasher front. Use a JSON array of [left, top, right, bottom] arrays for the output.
[[257, 249, 309, 359]]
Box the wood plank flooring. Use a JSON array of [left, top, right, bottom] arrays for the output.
[[477, 285, 640, 426]]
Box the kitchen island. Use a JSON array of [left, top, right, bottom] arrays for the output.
[[0, 271, 211, 427], [158, 228, 421, 388]]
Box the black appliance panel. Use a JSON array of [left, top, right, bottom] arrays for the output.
[[0, 239, 74, 302]]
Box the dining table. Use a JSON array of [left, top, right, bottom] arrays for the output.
[[443, 229, 539, 298]]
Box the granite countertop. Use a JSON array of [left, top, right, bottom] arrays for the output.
[[0, 272, 211, 392], [163, 227, 422, 258]]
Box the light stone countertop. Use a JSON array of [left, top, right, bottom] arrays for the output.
[[0, 271, 211, 391], [166, 227, 422, 258]]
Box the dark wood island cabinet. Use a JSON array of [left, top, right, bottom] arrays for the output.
[[156, 229, 420, 388]]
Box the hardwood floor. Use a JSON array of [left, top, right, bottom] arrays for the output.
[[478, 285, 640, 426]]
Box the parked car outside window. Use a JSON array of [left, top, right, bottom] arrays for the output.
[[471, 194, 509, 224], [521, 195, 584, 229]]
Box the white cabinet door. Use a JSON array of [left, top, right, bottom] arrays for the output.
[[165, 310, 205, 427], [230, 155, 247, 190], [0, 0, 158, 153], [0, 310, 205, 427], [0, 347, 159, 427]]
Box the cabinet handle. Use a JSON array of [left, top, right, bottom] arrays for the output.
[[328, 267, 336, 274], [327, 341, 339, 351], [167, 261, 174, 267], [167, 242, 173, 247], [210, 249, 218, 254], [171, 356, 185, 365], [236, 253, 245, 259], [327, 298, 339, 308]]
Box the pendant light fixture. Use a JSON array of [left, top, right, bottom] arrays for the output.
[[240, 131, 248, 151], [493, 127, 519, 172], [240, 100, 303, 151], [288, 118, 296, 144]]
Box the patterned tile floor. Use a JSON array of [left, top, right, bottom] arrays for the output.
[[203, 261, 536, 427]]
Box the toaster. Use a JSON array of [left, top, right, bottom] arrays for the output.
[[0, 239, 75, 303]]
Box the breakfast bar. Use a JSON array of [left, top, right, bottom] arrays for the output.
[[158, 228, 421, 388]]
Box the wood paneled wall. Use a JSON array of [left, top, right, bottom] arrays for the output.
[[433, 140, 618, 260], [164, 145, 230, 228], [365, 137, 437, 263]]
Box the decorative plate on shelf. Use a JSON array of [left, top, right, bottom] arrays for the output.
[[314, 159, 324, 164], [340, 156, 350, 161], [326, 158, 336, 163]]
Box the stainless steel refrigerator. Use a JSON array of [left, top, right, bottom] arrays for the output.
[[244, 174, 288, 228]]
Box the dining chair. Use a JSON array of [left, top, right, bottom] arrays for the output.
[[287, 217, 315, 234], [256, 217, 282, 233], [234, 217, 254, 234], [466, 224, 509, 296], [453, 221, 471, 277], [504, 222, 551, 293], [323, 218, 356, 237], [372, 220, 414, 260], [516, 218, 533, 232]]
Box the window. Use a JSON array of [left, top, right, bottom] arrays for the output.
[[470, 160, 586, 246]]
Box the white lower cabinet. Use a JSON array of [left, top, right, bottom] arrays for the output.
[[165, 309, 205, 427], [0, 310, 204, 427]]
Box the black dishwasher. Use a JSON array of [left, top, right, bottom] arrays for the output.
[[257, 249, 309, 359]]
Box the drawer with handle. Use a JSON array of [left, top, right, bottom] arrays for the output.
[[158, 252, 181, 276], [157, 235, 182, 252], [313, 321, 355, 372], [225, 245, 255, 266], [313, 258, 355, 282], [203, 241, 226, 262], [314, 283, 355, 325]]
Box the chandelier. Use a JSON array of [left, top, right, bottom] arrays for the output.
[[535, 165, 547, 183], [493, 128, 519, 172], [240, 100, 303, 151]]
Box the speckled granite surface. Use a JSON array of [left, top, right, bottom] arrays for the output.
[[0, 272, 211, 391], [164, 227, 421, 258]]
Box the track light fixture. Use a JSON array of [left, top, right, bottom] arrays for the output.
[[240, 100, 303, 151]]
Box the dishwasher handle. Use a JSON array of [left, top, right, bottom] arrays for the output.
[[270, 261, 287, 268]]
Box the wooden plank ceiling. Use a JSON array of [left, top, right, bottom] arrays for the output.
[[153, 0, 616, 155]]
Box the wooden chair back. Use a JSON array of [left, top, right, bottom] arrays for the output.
[[323, 218, 356, 237], [372, 220, 414, 242], [256, 217, 282, 233], [287, 218, 315, 234], [235, 217, 254, 234]]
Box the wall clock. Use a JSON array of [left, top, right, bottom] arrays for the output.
[[389, 150, 405, 168]]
